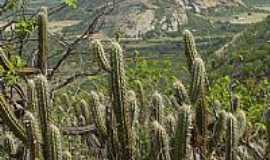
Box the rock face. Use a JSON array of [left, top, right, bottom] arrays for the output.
[[105, 0, 244, 37], [106, 0, 188, 37]]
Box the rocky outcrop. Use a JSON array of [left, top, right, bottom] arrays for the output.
[[105, 0, 244, 37]]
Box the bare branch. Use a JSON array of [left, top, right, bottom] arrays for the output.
[[51, 70, 100, 92], [62, 124, 96, 135]]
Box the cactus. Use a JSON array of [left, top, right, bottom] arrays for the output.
[[78, 99, 91, 125], [225, 113, 238, 160], [110, 41, 133, 159], [35, 75, 52, 159], [63, 151, 72, 160], [150, 91, 164, 124], [190, 57, 206, 103], [3, 133, 17, 157], [92, 40, 111, 72], [26, 79, 36, 113], [37, 7, 48, 75], [150, 120, 171, 160], [23, 111, 43, 160], [0, 96, 27, 142], [212, 110, 227, 145], [173, 80, 190, 106], [127, 90, 139, 127], [0, 47, 13, 70], [183, 30, 198, 72], [134, 80, 146, 125], [165, 114, 177, 137], [49, 124, 63, 160], [89, 91, 107, 139], [173, 104, 192, 160], [235, 110, 246, 140]]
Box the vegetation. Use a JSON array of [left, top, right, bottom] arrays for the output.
[[0, 0, 269, 160]]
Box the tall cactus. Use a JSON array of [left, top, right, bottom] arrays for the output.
[[190, 57, 206, 103], [150, 120, 171, 160], [92, 40, 111, 72], [23, 111, 43, 160], [173, 104, 192, 160], [110, 41, 133, 159], [37, 7, 48, 75], [225, 113, 238, 160], [183, 30, 198, 72], [35, 75, 52, 159]]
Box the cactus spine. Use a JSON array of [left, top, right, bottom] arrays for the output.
[[37, 7, 48, 75], [174, 104, 192, 160], [225, 113, 238, 160], [183, 30, 198, 72], [92, 40, 111, 72], [150, 120, 171, 160], [110, 41, 133, 159]]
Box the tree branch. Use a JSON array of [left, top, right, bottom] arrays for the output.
[[51, 70, 100, 92]]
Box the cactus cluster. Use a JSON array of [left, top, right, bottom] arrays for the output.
[[0, 7, 267, 160]]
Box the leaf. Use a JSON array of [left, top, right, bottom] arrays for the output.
[[64, 0, 78, 8]]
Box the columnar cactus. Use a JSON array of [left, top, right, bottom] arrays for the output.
[[190, 57, 208, 147], [225, 113, 238, 160], [183, 30, 198, 72], [174, 104, 192, 160], [110, 42, 133, 159], [212, 110, 227, 145], [63, 151, 72, 160], [35, 75, 52, 159], [0, 96, 27, 142], [150, 91, 164, 124], [37, 7, 48, 75], [49, 124, 63, 160], [235, 110, 246, 140], [26, 79, 36, 113], [89, 91, 107, 139], [173, 80, 190, 106], [134, 80, 146, 125], [127, 90, 139, 127], [24, 111, 43, 160], [92, 40, 111, 72], [78, 99, 91, 125], [190, 57, 206, 103], [150, 120, 171, 160], [0, 48, 13, 70], [3, 133, 17, 158]]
